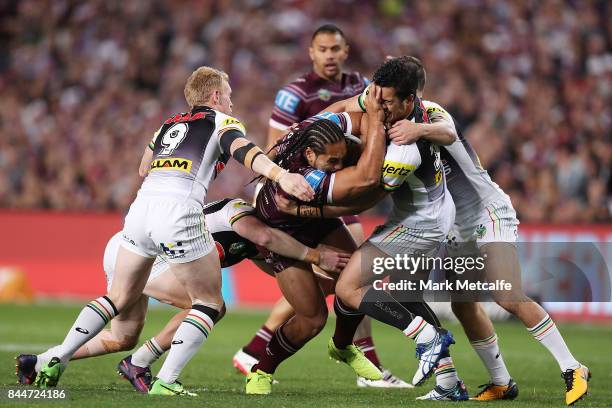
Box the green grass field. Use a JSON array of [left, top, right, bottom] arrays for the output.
[[0, 303, 609, 407]]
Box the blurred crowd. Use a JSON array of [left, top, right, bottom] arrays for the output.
[[0, 0, 610, 222]]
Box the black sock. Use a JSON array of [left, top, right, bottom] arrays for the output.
[[357, 286, 416, 331], [332, 296, 365, 349]]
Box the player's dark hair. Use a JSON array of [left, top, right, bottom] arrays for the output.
[[273, 119, 346, 168], [311, 24, 346, 42], [402, 56, 426, 92], [372, 57, 420, 100]]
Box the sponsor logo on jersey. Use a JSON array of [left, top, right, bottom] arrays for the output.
[[275, 89, 300, 113], [305, 169, 326, 191], [317, 88, 331, 101], [221, 117, 246, 133], [426, 106, 448, 116], [150, 158, 192, 173], [164, 111, 207, 124], [381, 161, 415, 177]]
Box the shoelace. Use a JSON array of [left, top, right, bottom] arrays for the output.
[[562, 370, 575, 392]]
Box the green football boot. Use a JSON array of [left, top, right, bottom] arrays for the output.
[[328, 338, 383, 380], [245, 369, 273, 395], [33, 357, 64, 388], [148, 378, 197, 396]]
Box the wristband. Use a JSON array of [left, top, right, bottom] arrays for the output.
[[298, 204, 323, 218]]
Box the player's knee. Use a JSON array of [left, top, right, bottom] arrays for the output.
[[335, 285, 359, 309], [305, 308, 328, 336]]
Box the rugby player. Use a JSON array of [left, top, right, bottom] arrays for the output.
[[371, 57, 589, 405], [245, 90, 393, 394], [17, 198, 349, 393], [276, 57, 470, 401], [238, 23, 404, 388], [308, 56, 590, 404], [19, 66, 315, 396]]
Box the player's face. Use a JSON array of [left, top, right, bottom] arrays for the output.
[[305, 141, 347, 172], [380, 86, 414, 126], [216, 80, 233, 115], [309, 33, 349, 81]]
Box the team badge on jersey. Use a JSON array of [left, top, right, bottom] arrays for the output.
[[317, 89, 331, 101], [475, 224, 487, 239]]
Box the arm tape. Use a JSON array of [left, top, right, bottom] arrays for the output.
[[219, 129, 245, 154], [233, 143, 264, 169]]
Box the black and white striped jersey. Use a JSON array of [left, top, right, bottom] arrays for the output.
[[140, 106, 246, 204]]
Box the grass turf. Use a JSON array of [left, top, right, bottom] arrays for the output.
[[0, 303, 609, 407]]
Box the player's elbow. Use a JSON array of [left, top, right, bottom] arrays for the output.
[[439, 126, 457, 146], [362, 174, 380, 189], [252, 228, 274, 248]]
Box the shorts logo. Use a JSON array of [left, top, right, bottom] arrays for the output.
[[150, 158, 192, 173], [160, 242, 185, 258], [229, 242, 246, 255], [381, 161, 415, 177], [317, 89, 331, 101], [475, 224, 487, 239]]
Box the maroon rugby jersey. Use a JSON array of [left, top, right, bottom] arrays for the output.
[[256, 112, 354, 246], [269, 71, 368, 130]]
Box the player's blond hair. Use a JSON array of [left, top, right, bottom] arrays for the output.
[[184, 66, 229, 107]]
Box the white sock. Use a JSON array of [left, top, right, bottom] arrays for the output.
[[470, 333, 511, 385], [403, 316, 436, 343], [528, 314, 579, 372], [131, 338, 165, 368], [156, 307, 216, 384], [36, 345, 62, 372], [435, 356, 460, 389], [46, 296, 118, 366]]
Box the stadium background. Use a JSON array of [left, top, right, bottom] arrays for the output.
[[0, 1, 610, 406], [0, 0, 611, 347]]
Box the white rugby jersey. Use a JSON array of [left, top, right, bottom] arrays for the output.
[[348, 97, 454, 228], [139, 106, 245, 205], [422, 100, 510, 220]]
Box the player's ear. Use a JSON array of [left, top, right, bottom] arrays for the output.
[[308, 46, 315, 62], [211, 88, 221, 105], [304, 146, 316, 164]]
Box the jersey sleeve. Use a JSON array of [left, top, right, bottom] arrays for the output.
[[218, 115, 247, 135], [356, 84, 370, 113], [148, 125, 164, 150], [226, 199, 256, 226], [423, 100, 454, 126], [269, 86, 305, 130], [307, 111, 353, 135], [380, 143, 421, 191], [302, 168, 335, 204]]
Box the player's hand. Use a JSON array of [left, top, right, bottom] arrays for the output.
[[364, 84, 384, 122], [275, 192, 299, 215], [317, 248, 351, 273], [388, 119, 423, 145], [278, 172, 315, 202]]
